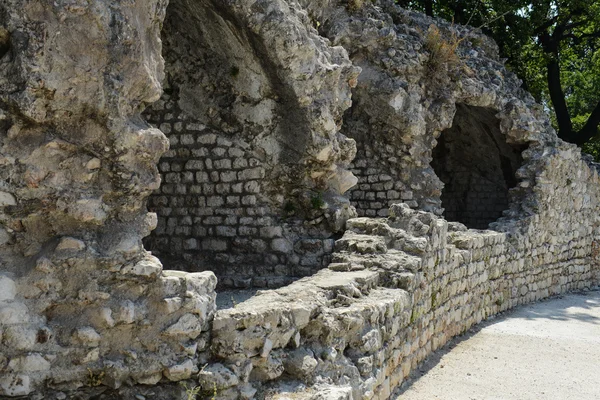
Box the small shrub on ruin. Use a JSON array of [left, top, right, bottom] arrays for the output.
[[347, 0, 365, 12], [310, 192, 325, 210], [181, 381, 201, 400], [424, 24, 462, 75]]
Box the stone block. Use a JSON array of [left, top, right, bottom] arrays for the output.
[[0, 275, 16, 302], [0, 374, 31, 397], [120, 255, 162, 279], [198, 363, 239, 391], [163, 314, 203, 339], [0, 302, 29, 324], [74, 327, 101, 347], [8, 353, 51, 372], [271, 238, 293, 253], [164, 359, 195, 381]]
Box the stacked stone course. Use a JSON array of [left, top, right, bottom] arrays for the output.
[[348, 143, 413, 218], [212, 168, 600, 398], [143, 90, 339, 288]]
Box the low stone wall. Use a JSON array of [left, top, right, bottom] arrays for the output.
[[211, 141, 600, 398]]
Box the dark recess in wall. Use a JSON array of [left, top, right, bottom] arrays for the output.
[[431, 103, 525, 229]]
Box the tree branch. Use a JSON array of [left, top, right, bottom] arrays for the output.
[[546, 56, 574, 141], [574, 101, 600, 145], [533, 15, 559, 36], [563, 31, 600, 43], [425, 0, 433, 17]]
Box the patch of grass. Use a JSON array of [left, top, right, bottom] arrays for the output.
[[409, 308, 418, 324], [431, 291, 438, 308], [470, 36, 483, 48]]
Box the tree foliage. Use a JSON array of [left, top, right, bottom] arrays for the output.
[[397, 0, 600, 156]]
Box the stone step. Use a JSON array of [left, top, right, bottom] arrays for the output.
[[335, 232, 388, 254], [331, 250, 421, 273], [211, 269, 381, 359]]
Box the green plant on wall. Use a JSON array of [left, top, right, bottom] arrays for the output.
[[310, 191, 325, 210], [181, 381, 204, 400]]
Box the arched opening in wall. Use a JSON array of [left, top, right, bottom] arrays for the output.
[[142, 0, 337, 290], [430, 103, 525, 229]]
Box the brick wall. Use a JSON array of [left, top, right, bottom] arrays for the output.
[[143, 90, 336, 288]]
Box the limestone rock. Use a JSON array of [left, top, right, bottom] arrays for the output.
[[250, 353, 285, 381], [121, 255, 163, 279], [0, 374, 31, 397], [163, 314, 203, 339], [198, 363, 239, 391], [164, 360, 195, 381], [283, 348, 319, 380], [0, 303, 28, 324], [0, 275, 16, 302], [73, 327, 101, 347], [8, 353, 51, 372]]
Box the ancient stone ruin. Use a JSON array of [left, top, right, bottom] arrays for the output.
[[0, 0, 598, 399]]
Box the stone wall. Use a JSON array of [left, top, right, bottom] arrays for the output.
[[0, 0, 599, 398], [141, 0, 360, 288], [143, 91, 338, 288], [212, 142, 600, 398], [348, 143, 412, 218], [0, 0, 220, 396], [197, 2, 600, 399]]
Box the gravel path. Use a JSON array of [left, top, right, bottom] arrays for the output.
[[396, 289, 600, 400]]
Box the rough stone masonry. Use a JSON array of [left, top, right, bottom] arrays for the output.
[[0, 0, 598, 399]]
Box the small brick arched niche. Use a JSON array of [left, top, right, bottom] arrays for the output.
[[431, 103, 525, 229], [141, 0, 349, 288]]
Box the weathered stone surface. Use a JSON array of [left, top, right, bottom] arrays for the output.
[[0, 0, 218, 395], [0, 275, 16, 302], [0, 303, 28, 324], [142, 0, 362, 286], [0, 374, 31, 397], [198, 363, 239, 391], [8, 353, 51, 372], [283, 348, 319, 380], [0, 0, 599, 398], [163, 360, 195, 382], [163, 314, 203, 339]]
